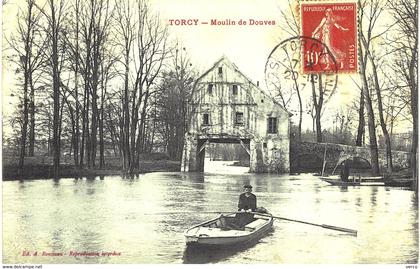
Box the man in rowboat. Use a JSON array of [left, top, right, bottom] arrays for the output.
[[219, 185, 267, 230], [235, 184, 257, 227], [238, 184, 257, 212], [340, 158, 352, 182]]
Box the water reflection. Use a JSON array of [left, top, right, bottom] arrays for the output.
[[2, 170, 419, 264], [183, 227, 275, 264], [183, 243, 256, 264], [370, 187, 378, 206], [339, 186, 349, 192], [51, 228, 65, 252]]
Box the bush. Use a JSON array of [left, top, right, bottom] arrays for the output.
[[139, 152, 170, 161]]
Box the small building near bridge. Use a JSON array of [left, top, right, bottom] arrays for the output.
[[181, 57, 290, 173]]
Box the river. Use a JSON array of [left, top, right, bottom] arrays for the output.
[[3, 161, 418, 264]]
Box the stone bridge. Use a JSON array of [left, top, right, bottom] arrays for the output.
[[290, 141, 412, 174]]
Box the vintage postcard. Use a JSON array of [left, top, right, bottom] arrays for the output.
[[1, 0, 418, 267]]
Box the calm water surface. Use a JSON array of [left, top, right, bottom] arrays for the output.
[[3, 162, 418, 264]]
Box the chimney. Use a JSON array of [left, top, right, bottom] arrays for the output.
[[257, 81, 259, 87]]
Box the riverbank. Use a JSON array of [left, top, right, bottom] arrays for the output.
[[3, 159, 181, 181]]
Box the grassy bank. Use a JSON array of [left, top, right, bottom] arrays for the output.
[[3, 154, 181, 180]]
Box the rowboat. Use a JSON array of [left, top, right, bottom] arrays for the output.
[[320, 175, 385, 186], [184, 212, 274, 246]]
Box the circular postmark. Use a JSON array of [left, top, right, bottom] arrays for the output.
[[264, 36, 338, 107]]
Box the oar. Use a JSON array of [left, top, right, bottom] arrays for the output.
[[145, 211, 239, 215], [145, 211, 357, 235], [270, 215, 357, 235]]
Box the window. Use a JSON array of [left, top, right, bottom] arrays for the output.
[[268, 117, 277, 134], [235, 112, 244, 125], [232, 84, 238, 95], [208, 84, 213, 94], [263, 142, 267, 148], [218, 67, 223, 74], [203, 114, 209, 125]]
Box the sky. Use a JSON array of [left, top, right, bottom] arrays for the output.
[[151, 0, 285, 80], [1, 0, 412, 136], [149, 0, 359, 123]]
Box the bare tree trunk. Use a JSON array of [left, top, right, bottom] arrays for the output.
[[99, 53, 111, 168], [73, 0, 80, 167], [50, 0, 61, 178], [370, 58, 393, 172], [355, 88, 365, 146], [138, 90, 150, 155], [99, 72, 106, 168], [310, 74, 323, 142], [297, 92, 303, 142], [99, 102, 105, 168], [358, 41, 380, 175], [409, 51, 418, 188], [80, 86, 87, 168], [123, 46, 130, 171], [28, 75, 35, 156], [364, 91, 379, 175], [130, 99, 139, 170], [86, 89, 91, 168], [19, 64, 29, 168], [81, 10, 93, 168], [90, 57, 99, 168], [90, 95, 98, 168]]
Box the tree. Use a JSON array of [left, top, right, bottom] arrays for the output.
[[65, 0, 82, 166], [355, 87, 365, 146], [7, 0, 45, 167], [114, 0, 169, 172], [114, 0, 135, 171], [132, 0, 169, 168], [370, 60, 393, 172], [360, 2, 394, 172], [36, 0, 68, 177], [309, 73, 337, 142], [387, 0, 418, 185], [356, 0, 382, 175], [155, 46, 196, 160], [275, 1, 303, 141]]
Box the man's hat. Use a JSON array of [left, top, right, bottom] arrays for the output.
[[243, 184, 253, 189]]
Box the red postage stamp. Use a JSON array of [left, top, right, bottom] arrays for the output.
[[300, 2, 357, 73]]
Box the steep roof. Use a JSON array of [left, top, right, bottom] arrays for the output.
[[194, 56, 289, 114]]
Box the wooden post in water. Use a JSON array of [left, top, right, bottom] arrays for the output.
[[415, 147, 418, 196], [321, 143, 327, 176]]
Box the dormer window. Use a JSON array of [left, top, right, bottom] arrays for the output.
[[232, 84, 238, 95], [208, 84, 213, 94]]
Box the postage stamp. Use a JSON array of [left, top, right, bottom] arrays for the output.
[[300, 1, 358, 73]]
